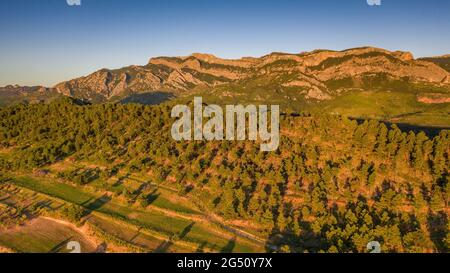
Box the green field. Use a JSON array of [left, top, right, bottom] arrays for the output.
[[0, 175, 264, 253], [175, 86, 450, 128], [312, 90, 450, 127]]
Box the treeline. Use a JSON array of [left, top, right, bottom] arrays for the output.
[[0, 98, 448, 253]]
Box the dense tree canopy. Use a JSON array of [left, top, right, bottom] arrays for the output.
[[0, 98, 448, 253]]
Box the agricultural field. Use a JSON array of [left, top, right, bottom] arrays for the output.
[[0, 167, 265, 253], [0, 217, 97, 253]]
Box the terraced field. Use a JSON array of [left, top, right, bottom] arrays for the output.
[[0, 217, 97, 253], [0, 170, 265, 253]]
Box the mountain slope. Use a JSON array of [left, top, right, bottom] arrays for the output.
[[50, 47, 450, 103], [1, 47, 449, 126], [419, 55, 450, 73]]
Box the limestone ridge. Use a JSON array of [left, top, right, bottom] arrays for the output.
[[2, 47, 450, 104]]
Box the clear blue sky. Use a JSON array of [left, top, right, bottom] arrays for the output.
[[1, 0, 449, 87]]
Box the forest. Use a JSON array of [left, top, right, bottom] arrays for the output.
[[0, 97, 448, 253]]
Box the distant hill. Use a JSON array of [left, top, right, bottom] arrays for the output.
[[0, 85, 63, 107]]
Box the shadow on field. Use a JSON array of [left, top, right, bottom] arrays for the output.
[[352, 118, 449, 137], [152, 222, 197, 253], [145, 189, 161, 205], [113, 174, 129, 187], [119, 91, 175, 105], [220, 237, 236, 253], [81, 194, 111, 216], [48, 237, 73, 253], [196, 242, 207, 253], [179, 222, 195, 240], [153, 240, 173, 253]]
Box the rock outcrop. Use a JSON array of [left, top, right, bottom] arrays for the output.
[[2, 47, 450, 104]]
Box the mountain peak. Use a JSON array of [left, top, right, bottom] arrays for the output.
[[2, 47, 448, 106], [190, 53, 219, 60]]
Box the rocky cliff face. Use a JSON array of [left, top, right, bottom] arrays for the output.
[[52, 47, 450, 102], [2, 47, 450, 104]]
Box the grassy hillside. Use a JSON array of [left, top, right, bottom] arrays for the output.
[[312, 90, 450, 127]]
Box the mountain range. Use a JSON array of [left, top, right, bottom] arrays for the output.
[[1, 46, 450, 126]]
